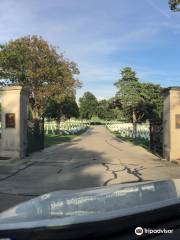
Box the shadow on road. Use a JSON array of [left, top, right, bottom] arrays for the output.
[[0, 126, 171, 212]]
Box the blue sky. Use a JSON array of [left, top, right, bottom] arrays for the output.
[[0, 0, 180, 100]]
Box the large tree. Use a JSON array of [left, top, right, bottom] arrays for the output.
[[44, 95, 79, 131], [79, 91, 98, 119], [115, 67, 163, 126], [0, 35, 80, 117], [108, 97, 124, 121], [136, 83, 163, 123], [115, 67, 141, 124], [97, 99, 116, 120]]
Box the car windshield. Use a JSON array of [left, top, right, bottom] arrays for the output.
[[0, 1, 180, 239], [0, 180, 180, 227]]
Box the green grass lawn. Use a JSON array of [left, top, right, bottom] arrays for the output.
[[44, 134, 76, 148], [114, 132, 150, 150], [44, 129, 87, 148]]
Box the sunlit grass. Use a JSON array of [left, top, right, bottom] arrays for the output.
[[44, 129, 87, 148], [44, 134, 76, 148], [115, 133, 150, 150]]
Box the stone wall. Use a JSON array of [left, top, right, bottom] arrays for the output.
[[0, 86, 29, 159]]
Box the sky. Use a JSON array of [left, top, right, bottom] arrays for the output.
[[0, 0, 180, 100]]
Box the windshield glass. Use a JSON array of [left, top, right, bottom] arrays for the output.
[[0, 180, 179, 226]]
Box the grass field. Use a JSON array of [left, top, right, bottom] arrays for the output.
[[114, 133, 150, 150], [44, 134, 76, 147], [44, 129, 87, 148]]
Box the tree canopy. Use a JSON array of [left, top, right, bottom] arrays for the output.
[[79, 94, 117, 121], [0, 35, 80, 117], [0, 36, 164, 124], [115, 67, 142, 123], [96, 99, 116, 120], [79, 92, 98, 119], [115, 67, 163, 123], [169, 0, 180, 11], [44, 96, 79, 122]]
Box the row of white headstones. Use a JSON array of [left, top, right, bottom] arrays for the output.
[[106, 122, 150, 141], [0, 120, 89, 136], [44, 120, 90, 135], [0, 120, 150, 140]]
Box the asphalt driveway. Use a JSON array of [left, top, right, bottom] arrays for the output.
[[1, 126, 180, 212]]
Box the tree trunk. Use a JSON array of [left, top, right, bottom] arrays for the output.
[[56, 118, 61, 135], [132, 109, 137, 137], [56, 110, 62, 135], [32, 109, 39, 120]]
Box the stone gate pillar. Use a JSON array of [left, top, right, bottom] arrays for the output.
[[0, 86, 29, 159], [163, 87, 180, 161]]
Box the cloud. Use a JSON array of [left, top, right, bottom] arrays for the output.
[[145, 0, 171, 19], [79, 64, 119, 82], [0, 0, 179, 100], [76, 85, 116, 101], [135, 67, 180, 87]]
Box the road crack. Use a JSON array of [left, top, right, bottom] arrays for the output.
[[104, 140, 146, 183], [102, 162, 125, 186], [0, 162, 34, 182]]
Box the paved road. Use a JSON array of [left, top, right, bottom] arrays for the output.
[[1, 126, 180, 212]]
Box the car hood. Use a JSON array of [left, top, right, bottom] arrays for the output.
[[0, 179, 180, 231]]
